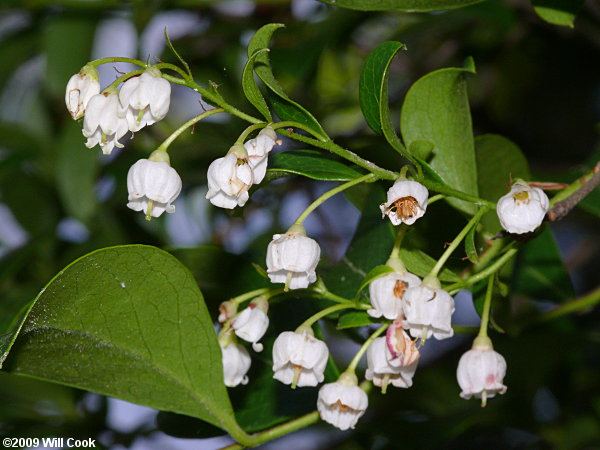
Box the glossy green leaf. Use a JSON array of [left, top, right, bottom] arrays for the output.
[[268, 150, 363, 181], [475, 134, 530, 232], [355, 265, 396, 298], [318, 0, 484, 12], [532, 0, 584, 27], [247, 24, 327, 140], [337, 311, 378, 330], [242, 49, 272, 121], [409, 140, 435, 161], [399, 248, 461, 283], [0, 245, 244, 438], [401, 66, 478, 214]]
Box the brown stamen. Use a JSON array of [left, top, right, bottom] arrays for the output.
[[393, 280, 408, 299], [332, 400, 350, 411], [387, 196, 419, 220]]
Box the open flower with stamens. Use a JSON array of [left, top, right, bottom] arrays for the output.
[[402, 283, 455, 341], [368, 271, 421, 320], [366, 335, 418, 393], [456, 336, 507, 406], [380, 179, 429, 225], [496, 181, 549, 234], [272, 328, 329, 388], [206, 145, 254, 209], [317, 372, 368, 430]]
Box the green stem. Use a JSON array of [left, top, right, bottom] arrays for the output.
[[428, 194, 446, 205], [89, 56, 148, 68], [157, 108, 224, 151], [478, 276, 494, 338], [421, 180, 496, 208], [388, 225, 407, 261], [466, 238, 506, 278], [549, 164, 599, 207], [271, 120, 329, 142], [298, 303, 354, 330], [319, 290, 356, 305], [294, 173, 377, 225], [152, 62, 190, 81], [446, 247, 518, 292], [346, 323, 388, 373], [428, 207, 489, 279], [235, 123, 268, 145], [229, 287, 279, 306], [536, 286, 600, 321], [104, 69, 145, 91]]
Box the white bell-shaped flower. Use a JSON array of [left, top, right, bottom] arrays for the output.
[[221, 341, 251, 387], [386, 320, 420, 368], [119, 68, 171, 132], [368, 271, 421, 320], [403, 284, 455, 341], [456, 337, 507, 406], [83, 91, 129, 155], [365, 336, 418, 392], [231, 298, 269, 352], [272, 328, 329, 388], [266, 227, 321, 290], [65, 66, 100, 120], [244, 127, 277, 184], [496, 182, 549, 234], [206, 147, 254, 209], [127, 150, 182, 219], [317, 372, 368, 431], [380, 179, 429, 225]]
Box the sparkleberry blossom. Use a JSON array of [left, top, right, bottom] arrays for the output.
[[365, 336, 418, 392], [82, 90, 129, 155], [380, 179, 429, 225], [368, 271, 421, 320], [456, 336, 507, 406], [266, 228, 321, 290], [119, 68, 171, 132], [221, 341, 251, 387], [244, 127, 278, 184], [65, 65, 100, 120], [403, 284, 455, 341], [317, 372, 368, 431], [231, 297, 269, 352], [206, 147, 254, 209], [496, 182, 549, 234], [126, 150, 182, 219], [386, 320, 420, 368], [272, 328, 329, 388]]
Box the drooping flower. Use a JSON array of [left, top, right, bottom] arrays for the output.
[[244, 127, 278, 184], [380, 179, 429, 226], [317, 372, 368, 430], [83, 90, 129, 155], [231, 297, 269, 352], [365, 336, 418, 392], [272, 328, 329, 388], [119, 68, 171, 132], [456, 336, 507, 406], [368, 271, 421, 320], [221, 341, 251, 387], [266, 226, 321, 290], [206, 146, 254, 209], [65, 65, 100, 120], [126, 150, 182, 219], [402, 284, 455, 341], [496, 182, 549, 234], [386, 320, 420, 368]]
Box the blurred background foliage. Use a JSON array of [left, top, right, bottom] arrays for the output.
[[0, 0, 599, 448]]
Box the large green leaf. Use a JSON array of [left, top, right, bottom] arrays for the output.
[[318, 0, 484, 12], [0, 245, 246, 440], [532, 0, 584, 27], [247, 24, 328, 140], [400, 66, 478, 214], [475, 134, 530, 232], [267, 150, 363, 181]]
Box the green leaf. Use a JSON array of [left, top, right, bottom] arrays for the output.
[[164, 28, 192, 77], [355, 265, 396, 298], [268, 150, 363, 181], [399, 248, 461, 283], [247, 24, 327, 140], [317, 0, 484, 12], [401, 66, 478, 214], [532, 0, 584, 27], [409, 140, 435, 161], [337, 311, 378, 330], [475, 134, 530, 232], [465, 225, 479, 264], [242, 49, 272, 121], [0, 245, 244, 439]]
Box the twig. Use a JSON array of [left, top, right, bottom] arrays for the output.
[[547, 162, 600, 221]]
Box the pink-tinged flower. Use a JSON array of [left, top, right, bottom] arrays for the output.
[[365, 336, 418, 392]]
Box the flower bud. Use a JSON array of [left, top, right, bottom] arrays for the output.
[[380, 179, 429, 225], [126, 152, 182, 220], [317, 373, 368, 431], [231, 298, 269, 352], [266, 231, 321, 290], [65, 66, 100, 120], [244, 127, 278, 184], [83, 91, 129, 155], [206, 151, 254, 209], [368, 271, 421, 320], [272, 329, 329, 388], [119, 68, 171, 132], [218, 300, 237, 323], [365, 336, 418, 392], [402, 285, 455, 341], [221, 341, 251, 387], [496, 182, 549, 234], [456, 337, 507, 406]]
